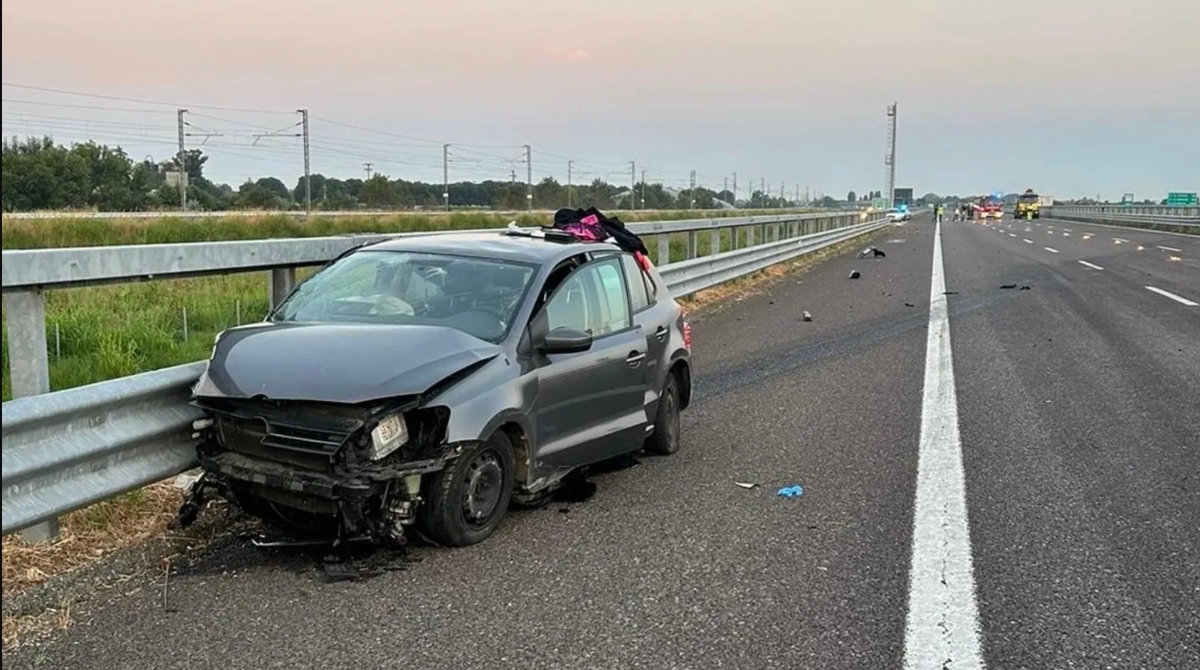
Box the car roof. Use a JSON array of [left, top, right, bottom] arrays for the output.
[[360, 230, 621, 265]]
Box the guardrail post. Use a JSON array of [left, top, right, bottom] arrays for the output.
[[686, 231, 698, 259], [657, 235, 671, 265], [3, 289, 61, 542], [269, 268, 297, 309], [746, 225, 755, 247], [710, 229, 721, 256]]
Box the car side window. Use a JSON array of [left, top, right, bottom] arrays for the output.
[[620, 254, 651, 312], [592, 259, 631, 334], [544, 257, 631, 338]]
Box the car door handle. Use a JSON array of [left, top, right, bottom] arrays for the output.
[[626, 351, 646, 366], [654, 325, 668, 342]]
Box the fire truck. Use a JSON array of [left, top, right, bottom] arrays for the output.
[[1014, 188, 1041, 219], [973, 195, 1004, 220]]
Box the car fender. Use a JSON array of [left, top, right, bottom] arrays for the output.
[[425, 354, 537, 447], [646, 347, 692, 418]]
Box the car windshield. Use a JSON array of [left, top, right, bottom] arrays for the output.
[[1019, 194, 1039, 202], [272, 249, 537, 343]]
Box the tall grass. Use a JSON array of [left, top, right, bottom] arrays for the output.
[[0, 208, 807, 250], [1, 209, 820, 400]]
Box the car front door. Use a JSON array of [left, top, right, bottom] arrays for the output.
[[532, 255, 649, 468]]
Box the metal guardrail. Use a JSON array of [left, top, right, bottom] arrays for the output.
[[1, 207, 847, 221], [1044, 205, 1200, 229], [2, 209, 890, 538]]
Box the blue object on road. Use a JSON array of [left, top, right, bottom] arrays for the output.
[[777, 485, 804, 498]]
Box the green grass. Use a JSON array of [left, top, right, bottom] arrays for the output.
[[0, 209, 813, 250], [1, 208, 830, 400]]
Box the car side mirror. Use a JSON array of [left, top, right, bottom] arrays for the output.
[[538, 326, 593, 354]]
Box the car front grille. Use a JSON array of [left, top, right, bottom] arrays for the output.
[[215, 412, 356, 472]]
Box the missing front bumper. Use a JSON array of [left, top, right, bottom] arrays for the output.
[[179, 450, 448, 543]]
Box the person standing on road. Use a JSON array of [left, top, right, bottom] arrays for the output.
[[935, 203, 945, 223]]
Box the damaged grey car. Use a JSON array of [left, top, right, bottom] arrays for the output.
[[181, 229, 693, 548]]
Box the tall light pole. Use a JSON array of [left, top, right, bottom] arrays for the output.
[[885, 101, 897, 207], [630, 161, 636, 210], [524, 144, 532, 211], [443, 144, 450, 211], [298, 109, 311, 215]]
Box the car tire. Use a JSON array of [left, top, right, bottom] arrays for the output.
[[419, 431, 516, 547], [644, 374, 682, 456]]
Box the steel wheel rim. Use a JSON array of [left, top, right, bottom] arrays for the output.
[[462, 449, 504, 526]]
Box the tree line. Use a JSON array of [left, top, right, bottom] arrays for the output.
[[2, 136, 819, 213]]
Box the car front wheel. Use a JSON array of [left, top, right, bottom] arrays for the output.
[[420, 431, 516, 547], [644, 374, 682, 456]]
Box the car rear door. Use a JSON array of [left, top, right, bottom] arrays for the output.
[[532, 255, 649, 468], [621, 253, 670, 405]]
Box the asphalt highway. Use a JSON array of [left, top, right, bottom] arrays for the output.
[[7, 215, 1198, 670]]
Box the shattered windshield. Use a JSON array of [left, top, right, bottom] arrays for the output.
[[272, 250, 537, 343]]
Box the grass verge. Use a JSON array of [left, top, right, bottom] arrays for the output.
[[0, 208, 816, 250], [1, 483, 184, 596]]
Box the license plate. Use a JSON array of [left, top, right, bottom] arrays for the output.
[[374, 415, 402, 443]]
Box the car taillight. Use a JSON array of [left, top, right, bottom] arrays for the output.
[[681, 314, 692, 352]]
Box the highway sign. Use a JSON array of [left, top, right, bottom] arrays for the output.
[[1166, 192, 1197, 207]]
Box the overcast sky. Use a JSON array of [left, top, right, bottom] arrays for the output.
[[3, 0, 1198, 200]]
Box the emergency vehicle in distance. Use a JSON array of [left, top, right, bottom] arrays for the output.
[[1014, 188, 1041, 219], [973, 194, 1004, 220]]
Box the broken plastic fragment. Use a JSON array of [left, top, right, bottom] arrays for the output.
[[1000, 283, 1017, 289], [802, 311, 813, 322], [857, 246, 886, 259], [734, 482, 758, 489], [848, 270, 861, 279], [777, 484, 804, 498]]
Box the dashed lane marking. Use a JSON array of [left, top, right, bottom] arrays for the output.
[[1044, 247, 1060, 254], [1145, 286, 1198, 307], [1078, 260, 1104, 270]]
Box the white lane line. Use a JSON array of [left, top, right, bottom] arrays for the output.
[[1145, 286, 1199, 307], [1044, 247, 1060, 254], [1078, 260, 1104, 270], [1008, 233, 1017, 238], [903, 219, 985, 670], [1157, 245, 1183, 253], [1023, 238, 1033, 244]]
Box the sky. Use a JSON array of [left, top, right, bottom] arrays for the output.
[[2, 0, 1198, 201]]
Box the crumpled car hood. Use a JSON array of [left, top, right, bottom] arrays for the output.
[[193, 322, 502, 404]]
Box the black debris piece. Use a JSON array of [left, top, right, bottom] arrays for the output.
[[905, 302, 915, 307], [857, 246, 887, 258], [943, 291, 959, 295], [1020, 285, 1032, 291], [1000, 283, 1018, 289], [848, 270, 862, 279]]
